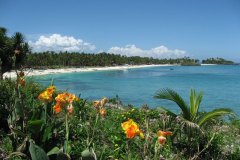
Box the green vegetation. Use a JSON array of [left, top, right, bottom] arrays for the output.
[[202, 58, 234, 65], [25, 52, 200, 68], [0, 77, 239, 160], [154, 88, 233, 127], [1, 26, 239, 159], [0, 27, 30, 79]]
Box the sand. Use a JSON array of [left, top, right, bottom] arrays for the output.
[[3, 64, 174, 78]]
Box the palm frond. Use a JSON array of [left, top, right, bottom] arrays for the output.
[[179, 117, 203, 134], [198, 108, 234, 126], [154, 88, 190, 120], [12, 32, 24, 49], [189, 89, 203, 121]]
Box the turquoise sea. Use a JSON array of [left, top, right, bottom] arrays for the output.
[[35, 65, 240, 114]]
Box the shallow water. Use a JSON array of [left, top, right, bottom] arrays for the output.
[[34, 65, 240, 114]]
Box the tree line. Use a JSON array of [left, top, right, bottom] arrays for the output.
[[25, 51, 199, 68], [202, 57, 234, 65]]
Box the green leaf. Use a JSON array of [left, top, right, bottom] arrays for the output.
[[154, 88, 190, 120], [15, 98, 23, 119], [189, 89, 203, 121], [198, 108, 234, 126], [47, 147, 60, 156], [29, 139, 49, 160], [28, 119, 44, 133], [42, 126, 52, 143]]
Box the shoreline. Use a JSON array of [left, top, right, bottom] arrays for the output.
[[3, 64, 174, 78]]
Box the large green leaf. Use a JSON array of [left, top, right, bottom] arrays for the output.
[[198, 108, 234, 126], [189, 89, 203, 121], [154, 88, 190, 120], [29, 139, 49, 160]]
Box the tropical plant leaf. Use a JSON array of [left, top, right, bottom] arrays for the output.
[[189, 89, 203, 121], [154, 88, 190, 120], [12, 32, 24, 49], [180, 118, 203, 134], [47, 147, 60, 156], [29, 139, 49, 160], [198, 108, 234, 126]]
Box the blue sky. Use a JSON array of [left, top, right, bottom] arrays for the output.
[[1, 0, 240, 61]]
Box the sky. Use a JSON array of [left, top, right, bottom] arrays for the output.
[[1, 0, 240, 61]]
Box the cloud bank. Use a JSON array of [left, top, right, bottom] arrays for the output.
[[29, 34, 187, 58], [29, 34, 95, 52], [108, 45, 187, 58]]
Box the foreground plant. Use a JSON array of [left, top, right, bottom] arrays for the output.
[[53, 92, 79, 156], [154, 88, 234, 127]]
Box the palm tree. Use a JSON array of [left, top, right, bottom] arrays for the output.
[[0, 27, 30, 79], [154, 88, 233, 127]]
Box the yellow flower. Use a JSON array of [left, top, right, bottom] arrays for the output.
[[121, 119, 144, 139], [38, 86, 56, 103]]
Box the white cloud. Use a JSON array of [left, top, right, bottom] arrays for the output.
[[108, 44, 187, 58], [29, 34, 95, 52]]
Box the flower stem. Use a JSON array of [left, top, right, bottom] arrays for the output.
[[44, 104, 47, 124], [65, 113, 69, 154]]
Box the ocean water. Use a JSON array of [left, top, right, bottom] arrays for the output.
[[34, 65, 240, 114]]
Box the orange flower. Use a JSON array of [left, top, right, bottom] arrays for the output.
[[55, 93, 78, 105], [46, 86, 55, 94], [53, 102, 62, 113], [99, 108, 107, 118], [157, 130, 172, 145], [54, 92, 78, 114], [121, 119, 144, 139], [38, 86, 56, 103]]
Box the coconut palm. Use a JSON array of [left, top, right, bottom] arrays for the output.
[[154, 88, 233, 127], [0, 27, 30, 79]]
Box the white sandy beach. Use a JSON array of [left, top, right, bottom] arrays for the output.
[[200, 64, 217, 66], [3, 64, 174, 78]]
